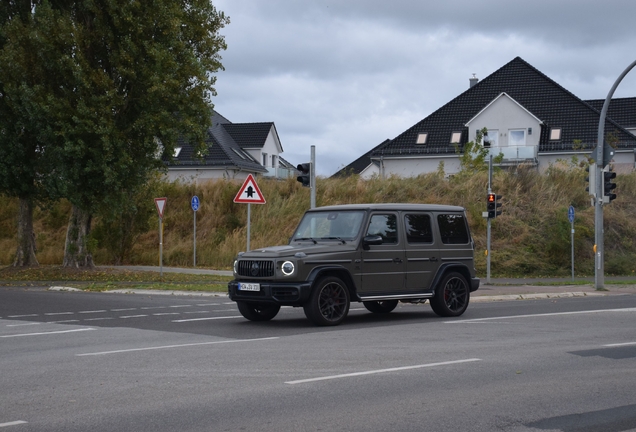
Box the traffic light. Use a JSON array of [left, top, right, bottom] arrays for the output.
[[487, 193, 502, 218], [602, 167, 617, 203], [296, 163, 311, 187], [585, 165, 596, 196]]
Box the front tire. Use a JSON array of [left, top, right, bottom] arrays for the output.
[[430, 272, 470, 317], [303, 276, 350, 326], [237, 301, 281, 321], [363, 300, 399, 314]]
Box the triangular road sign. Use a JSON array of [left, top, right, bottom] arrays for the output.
[[234, 174, 266, 204], [154, 197, 167, 219]]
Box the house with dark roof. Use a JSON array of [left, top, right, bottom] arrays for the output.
[[334, 57, 636, 178], [165, 111, 294, 182]]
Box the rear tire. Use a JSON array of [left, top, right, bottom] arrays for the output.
[[363, 300, 399, 314], [237, 301, 280, 321], [303, 276, 350, 326], [430, 272, 470, 317]]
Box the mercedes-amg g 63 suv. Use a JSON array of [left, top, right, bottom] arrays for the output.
[[228, 203, 479, 326]]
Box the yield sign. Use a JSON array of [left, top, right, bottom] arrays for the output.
[[154, 197, 167, 219], [233, 174, 266, 204]]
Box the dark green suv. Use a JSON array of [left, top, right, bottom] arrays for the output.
[[228, 203, 479, 326]]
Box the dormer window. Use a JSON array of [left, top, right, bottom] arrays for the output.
[[550, 128, 562, 140], [416, 133, 428, 144], [450, 132, 462, 143]]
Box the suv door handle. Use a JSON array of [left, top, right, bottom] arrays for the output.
[[393, 258, 403, 263], [430, 257, 438, 262]]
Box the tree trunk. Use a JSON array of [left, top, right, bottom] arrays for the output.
[[13, 198, 39, 267], [63, 204, 95, 268]]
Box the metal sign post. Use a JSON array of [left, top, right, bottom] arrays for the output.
[[233, 174, 266, 251], [154, 197, 167, 277], [191, 196, 200, 267], [568, 205, 575, 281]]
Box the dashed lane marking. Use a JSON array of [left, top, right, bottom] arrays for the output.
[[1, 328, 95, 338], [285, 358, 482, 385], [76, 336, 279, 356]]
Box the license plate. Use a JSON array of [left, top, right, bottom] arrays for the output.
[[238, 282, 260, 292]]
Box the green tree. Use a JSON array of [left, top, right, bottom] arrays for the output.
[[0, 0, 229, 267]]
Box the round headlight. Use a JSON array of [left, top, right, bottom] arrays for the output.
[[233, 259, 238, 274], [281, 261, 295, 276]]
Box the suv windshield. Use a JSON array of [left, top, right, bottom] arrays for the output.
[[292, 210, 365, 242]]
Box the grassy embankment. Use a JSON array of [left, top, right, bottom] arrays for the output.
[[2, 161, 636, 290]]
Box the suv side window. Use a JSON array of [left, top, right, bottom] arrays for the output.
[[437, 214, 469, 244], [404, 214, 433, 244], [366, 214, 398, 244]]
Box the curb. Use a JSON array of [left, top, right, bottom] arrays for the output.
[[471, 291, 605, 302]]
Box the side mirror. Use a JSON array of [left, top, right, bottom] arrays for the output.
[[363, 235, 383, 250]]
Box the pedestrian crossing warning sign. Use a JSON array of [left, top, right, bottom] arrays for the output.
[[233, 174, 266, 204]]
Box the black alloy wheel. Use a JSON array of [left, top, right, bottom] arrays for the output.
[[430, 272, 470, 317], [303, 276, 350, 326]]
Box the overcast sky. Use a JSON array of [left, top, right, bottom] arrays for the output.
[[211, 0, 636, 176]]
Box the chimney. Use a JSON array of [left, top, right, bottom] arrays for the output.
[[469, 73, 479, 88]]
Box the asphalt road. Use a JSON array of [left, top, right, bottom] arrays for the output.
[[1, 287, 636, 431]]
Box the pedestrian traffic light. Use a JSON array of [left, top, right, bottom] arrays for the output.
[[296, 163, 311, 187], [487, 193, 502, 218], [585, 164, 596, 196], [602, 167, 617, 203]]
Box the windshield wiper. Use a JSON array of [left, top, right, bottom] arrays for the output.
[[321, 237, 346, 244], [295, 237, 317, 244]]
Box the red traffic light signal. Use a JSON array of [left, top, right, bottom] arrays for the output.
[[486, 193, 502, 218]]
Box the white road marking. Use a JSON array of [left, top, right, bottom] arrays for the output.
[[446, 307, 636, 324], [140, 306, 165, 310], [172, 315, 243, 322], [44, 312, 74, 316], [184, 311, 211, 314], [6, 322, 40, 328], [285, 358, 482, 385], [76, 337, 279, 356], [79, 310, 107, 314], [197, 303, 220, 306], [49, 320, 79, 324], [604, 341, 636, 347], [120, 315, 148, 319], [152, 313, 180, 316], [0, 420, 27, 428], [112, 308, 137, 312], [83, 317, 114, 322], [7, 314, 37, 318], [1, 328, 95, 338], [169, 305, 193, 308]]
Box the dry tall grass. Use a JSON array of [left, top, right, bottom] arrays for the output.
[[1, 165, 636, 277]]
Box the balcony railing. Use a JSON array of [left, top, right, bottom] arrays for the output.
[[487, 145, 537, 160], [263, 167, 296, 179]]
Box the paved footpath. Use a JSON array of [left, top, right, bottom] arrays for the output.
[[97, 266, 636, 301]]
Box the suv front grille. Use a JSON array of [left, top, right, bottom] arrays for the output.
[[236, 260, 275, 277]]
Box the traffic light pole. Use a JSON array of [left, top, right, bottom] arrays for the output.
[[594, 59, 636, 290], [310, 145, 316, 209], [486, 155, 492, 284]]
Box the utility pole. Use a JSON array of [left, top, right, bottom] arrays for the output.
[[594, 59, 636, 290]]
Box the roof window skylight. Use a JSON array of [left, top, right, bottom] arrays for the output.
[[550, 128, 561, 140], [416, 133, 428, 144], [451, 132, 462, 143], [173, 147, 182, 157]]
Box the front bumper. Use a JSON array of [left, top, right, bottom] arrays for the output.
[[228, 280, 313, 305]]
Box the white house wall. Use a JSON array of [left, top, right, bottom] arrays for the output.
[[369, 156, 461, 178], [467, 94, 542, 149], [164, 168, 252, 183], [244, 126, 282, 169]]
